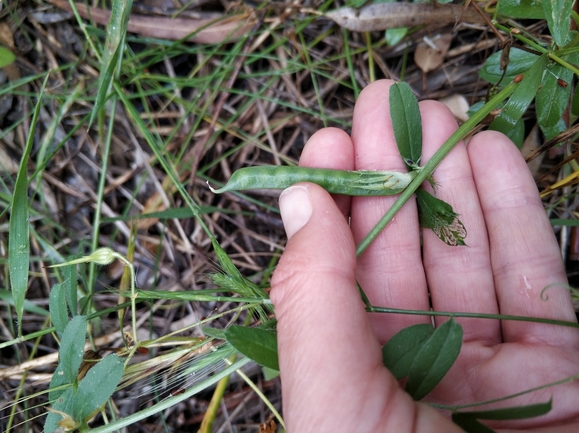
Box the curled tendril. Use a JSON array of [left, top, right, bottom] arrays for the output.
[[540, 282, 576, 301]]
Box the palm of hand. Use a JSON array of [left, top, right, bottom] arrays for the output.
[[272, 80, 579, 432]]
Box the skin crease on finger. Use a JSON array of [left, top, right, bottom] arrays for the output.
[[271, 80, 579, 432]]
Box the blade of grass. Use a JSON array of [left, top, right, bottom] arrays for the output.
[[86, 95, 117, 344], [89, 0, 133, 127], [9, 74, 49, 336]]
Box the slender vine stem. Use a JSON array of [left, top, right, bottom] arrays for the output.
[[494, 22, 579, 76], [365, 305, 579, 329]]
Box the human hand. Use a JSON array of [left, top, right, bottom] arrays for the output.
[[270, 80, 579, 432]]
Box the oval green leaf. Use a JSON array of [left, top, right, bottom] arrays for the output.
[[537, 60, 574, 128], [389, 81, 422, 167], [224, 325, 279, 371], [498, 0, 545, 19], [382, 323, 435, 380], [49, 282, 68, 336], [454, 399, 552, 421], [49, 315, 87, 401], [405, 318, 463, 401], [490, 54, 548, 134], [479, 48, 538, 85], [73, 354, 124, 422], [542, 0, 573, 46], [0, 46, 15, 68], [44, 387, 76, 433], [386, 27, 407, 46]]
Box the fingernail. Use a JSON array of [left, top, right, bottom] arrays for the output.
[[279, 185, 312, 239]]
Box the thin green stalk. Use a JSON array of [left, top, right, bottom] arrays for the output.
[[365, 305, 579, 329], [0, 301, 134, 350], [343, 28, 361, 98], [495, 22, 579, 76], [365, 32, 376, 83], [431, 373, 579, 411], [298, 26, 327, 127], [198, 368, 231, 433], [356, 81, 519, 256], [236, 368, 286, 430], [87, 99, 116, 342]]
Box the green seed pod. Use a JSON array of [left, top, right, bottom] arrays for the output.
[[208, 166, 417, 196]]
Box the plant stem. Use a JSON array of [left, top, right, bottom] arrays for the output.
[[365, 305, 579, 328], [235, 368, 286, 430]]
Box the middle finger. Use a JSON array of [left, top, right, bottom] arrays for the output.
[[351, 80, 430, 343]]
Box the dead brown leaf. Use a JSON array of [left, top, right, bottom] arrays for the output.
[[259, 418, 276, 433], [325, 3, 485, 32], [439, 93, 469, 123], [46, 0, 256, 44], [415, 33, 452, 73]]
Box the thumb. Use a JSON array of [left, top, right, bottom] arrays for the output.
[[270, 183, 387, 431], [270, 184, 465, 433]]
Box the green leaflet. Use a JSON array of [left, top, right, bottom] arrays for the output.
[[452, 400, 552, 433], [415, 189, 467, 246], [48, 315, 87, 402], [479, 48, 538, 85], [405, 318, 463, 401], [454, 399, 552, 421], [389, 81, 422, 168], [49, 282, 68, 336], [224, 325, 279, 371], [542, 0, 573, 46], [45, 387, 76, 433], [382, 323, 435, 380], [489, 54, 548, 139], [536, 57, 575, 128], [72, 354, 124, 425], [45, 354, 124, 433], [9, 76, 48, 335], [497, 0, 545, 19]]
